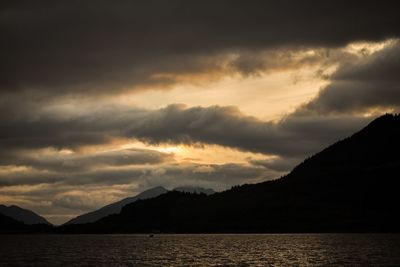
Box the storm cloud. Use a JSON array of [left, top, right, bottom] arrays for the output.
[[0, 148, 174, 173], [0, 103, 370, 159], [1, 0, 399, 94], [304, 41, 400, 113]]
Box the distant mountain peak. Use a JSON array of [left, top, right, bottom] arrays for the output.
[[0, 205, 50, 225], [64, 185, 216, 225], [64, 186, 168, 225], [362, 113, 399, 131]]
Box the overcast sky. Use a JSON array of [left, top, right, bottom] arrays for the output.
[[1, 0, 400, 224]]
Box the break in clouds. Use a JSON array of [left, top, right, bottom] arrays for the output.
[[1, 0, 400, 223]]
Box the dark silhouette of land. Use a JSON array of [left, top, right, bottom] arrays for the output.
[[172, 186, 215, 195], [0, 205, 51, 225], [65, 186, 169, 225], [65, 186, 215, 225], [2, 114, 399, 233], [0, 205, 52, 233], [57, 114, 400, 233]]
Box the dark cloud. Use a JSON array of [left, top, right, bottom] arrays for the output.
[[0, 171, 60, 187], [127, 105, 369, 157], [0, 124, 278, 187], [304, 41, 400, 113], [0, 103, 136, 150], [0, 148, 173, 173], [1, 0, 399, 94], [0, 103, 370, 158], [0, 2, 397, 157], [0, 160, 277, 189]]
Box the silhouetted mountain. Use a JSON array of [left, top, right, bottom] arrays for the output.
[[65, 186, 168, 225], [58, 114, 400, 233], [173, 186, 215, 195], [0, 205, 50, 225]]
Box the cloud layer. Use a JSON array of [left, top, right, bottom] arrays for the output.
[[1, 0, 399, 94], [304, 41, 400, 113], [0, 103, 370, 159]]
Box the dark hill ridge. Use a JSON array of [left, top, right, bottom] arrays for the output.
[[289, 113, 400, 179], [65, 186, 215, 225], [0, 205, 51, 225], [56, 114, 400, 233], [172, 186, 215, 195], [65, 186, 168, 225]]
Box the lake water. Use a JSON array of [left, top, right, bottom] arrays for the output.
[[0, 234, 399, 266]]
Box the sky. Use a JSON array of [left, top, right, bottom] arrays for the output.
[[1, 0, 400, 225]]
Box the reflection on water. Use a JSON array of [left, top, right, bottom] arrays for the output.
[[1, 234, 399, 266]]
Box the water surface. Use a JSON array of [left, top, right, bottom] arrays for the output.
[[1, 234, 399, 266]]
